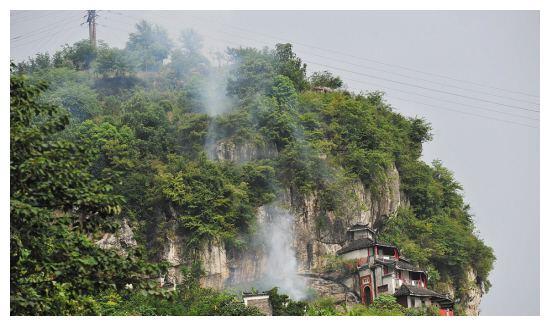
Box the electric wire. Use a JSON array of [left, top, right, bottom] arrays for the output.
[[12, 11, 539, 130], [197, 33, 539, 129], [216, 17, 540, 99], [11, 14, 83, 42], [177, 25, 539, 121], [175, 14, 539, 113]]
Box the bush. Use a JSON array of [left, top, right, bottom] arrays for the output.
[[306, 297, 340, 316], [267, 287, 307, 316]]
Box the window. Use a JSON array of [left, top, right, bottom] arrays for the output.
[[383, 266, 389, 275], [377, 285, 388, 293], [396, 271, 401, 279]]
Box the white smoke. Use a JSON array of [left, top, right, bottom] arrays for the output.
[[259, 205, 308, 300], [201, 67, 236, 160], [202, 67, 234, 117]]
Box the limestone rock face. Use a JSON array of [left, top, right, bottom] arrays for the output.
[[158, 234, 186, 288], [199, 240, 230, 290], [144, 138, 483, 315], [156, 233, 232, 291], [208, 138, 278, 163], [287, 165, 402, 273], [302, 274, 359, 305], [462, 268, 484, 316], [197, 138, 405, 295], [95, 219, 137, 255], [225, 206, 269, 285]]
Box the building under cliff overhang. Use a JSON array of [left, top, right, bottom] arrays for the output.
[[336, 224, 454, 316]]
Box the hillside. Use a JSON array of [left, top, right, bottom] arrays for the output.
[[10, 22, 494, 316]]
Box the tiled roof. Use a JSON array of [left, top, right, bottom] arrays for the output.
[[337, 239, 402, 255], [374, 258, 395, 266], [336, 238, 375, 255], [394, 284, 447, 299], [375, 241, 397, 248], [396, 259, 424, 272], [372, 258, 424, 272], [399, 256, 412, 263], [242, 291, 269, 298], [348, 224, 375, 232], [394, 285, 454, 308]]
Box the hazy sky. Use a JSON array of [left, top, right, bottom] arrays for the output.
[[10, 10, 540, 315]]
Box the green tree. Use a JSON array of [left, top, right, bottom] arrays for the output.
[[309, 70, 343, 89], [94, 45, 136, 78], [306, 297, 340, 316], [180, 29, 204, 55], [45, 83, 101, 121], [17, 52, 52, 73], [10, 67, 160, 315], [119, 91, 175, 158], [273, 43, 308, 91], [53, 39, 97, 70], [126, 20, 173, 72], [156, 155, 256, 248], [267, 287, 307, 316], [68, 121, 139, 192], [226, 47, 276, 98]]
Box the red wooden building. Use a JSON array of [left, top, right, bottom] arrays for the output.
[[336, 224, 454, 316]]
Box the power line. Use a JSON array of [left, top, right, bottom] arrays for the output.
[[11, 14, 82, 42], [197, 33, 538, 129], [10, 10, 63, 24], [99, 13, 539, 128], [14, 11, 538, 130], [101, 11, 539, 129], [341, 76, 538, 121], [216, 17, 539, 99], [11, 21, 84, 50], [294, 48, 539, 106], [58, 11, 539, 112], [386, 95, 538, 129], [177, 23, 540, 120], [305, 59, 539, 113], [178, 12, 539, 106], [34, 20, 82, 56], [180, 14, 539, 113]]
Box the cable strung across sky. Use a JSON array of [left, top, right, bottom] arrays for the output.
[[9, 10, 540, 129]]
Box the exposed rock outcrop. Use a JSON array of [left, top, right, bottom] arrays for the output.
[[95, 219, 137, 255], [462, 268, 483, 316], [199, 240, 230, 289], [197, 139, 404, 296], [207, 138, 278, 163], [301, 273, 359, 305], [158, 232, 185, 288], [132, 138, 483, 315], [286, 165, 402, 273]]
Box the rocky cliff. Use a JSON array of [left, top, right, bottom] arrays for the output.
[[102, 138, 485, 315]]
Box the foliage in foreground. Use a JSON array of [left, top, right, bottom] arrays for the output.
[[11, 19, 494, 315], [305, 294, 439, 316], [10, 67, 162, 315], [101, 284, 261, 316]]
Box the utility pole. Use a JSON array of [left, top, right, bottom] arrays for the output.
[[86, 10, 97, 48]]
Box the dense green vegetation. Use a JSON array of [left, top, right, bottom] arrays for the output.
[[10, 66, 161, 315], [272, 292, 438, 316], [11, 20, 494, 315]]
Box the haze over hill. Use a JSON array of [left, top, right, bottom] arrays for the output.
[[10, 11, 539, 315]]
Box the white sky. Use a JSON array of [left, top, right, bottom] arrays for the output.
[[10, 10, 540, 315]]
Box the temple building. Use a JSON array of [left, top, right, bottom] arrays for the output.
[[336, 224, 454, 316]]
